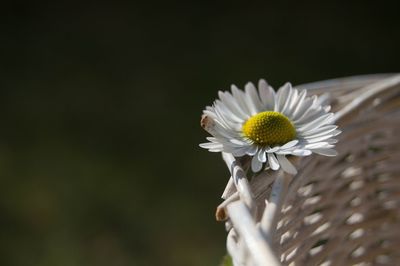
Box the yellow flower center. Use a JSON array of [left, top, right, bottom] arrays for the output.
[[242, 111, 296, 146]]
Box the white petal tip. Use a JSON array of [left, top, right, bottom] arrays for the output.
[[312, 148, 338, 157]]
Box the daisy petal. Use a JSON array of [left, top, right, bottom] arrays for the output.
[[291, 149, 312, 156], [298, 113, 334, 132], [312, 148, 338, 156], [229, 138, 248, 146], [218, 91, 248, 120], [246, 145, 258, 156], [290, 89, 307, 118], [231, 84, 251, 115], [266, 146, 279, 153], [231, 146, 250, 157], [292, 96, 315, 121], [327, 139, 338, 144], [305, 134, 338, 143], [214, 101, 242, 128], [275, 82, 291, 112], [199, 142, 222, 149], [251, 155, 263, 172], [302, 125, 338, 137], [257, 148, 267, 162], [280, 140, 299, 150], [283, 88, 299, 117], [258, 79, 275, 110], [245, 82, 263, 114], [317, 92, 331, 107], [268, 153, 280, 170], [304, 142, 333, 149], [295, 108, 326, 126], [277, 155, 297, 174], [332, 129, 341, 136]]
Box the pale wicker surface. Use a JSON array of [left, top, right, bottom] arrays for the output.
[[210, 74, 400, 266]]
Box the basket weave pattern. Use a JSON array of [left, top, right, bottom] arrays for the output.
[[214, 74, 400, 266]]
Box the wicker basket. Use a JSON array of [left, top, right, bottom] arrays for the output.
[[212, 74, 400, 266]]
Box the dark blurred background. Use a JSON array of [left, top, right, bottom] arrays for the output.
[[0, 1, 399, 266]]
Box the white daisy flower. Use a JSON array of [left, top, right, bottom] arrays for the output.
[[200, 79, 341, 174]]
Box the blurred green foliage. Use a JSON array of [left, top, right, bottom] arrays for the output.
[[220, 255, 233, 266], [0, 1, 399, 266]]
